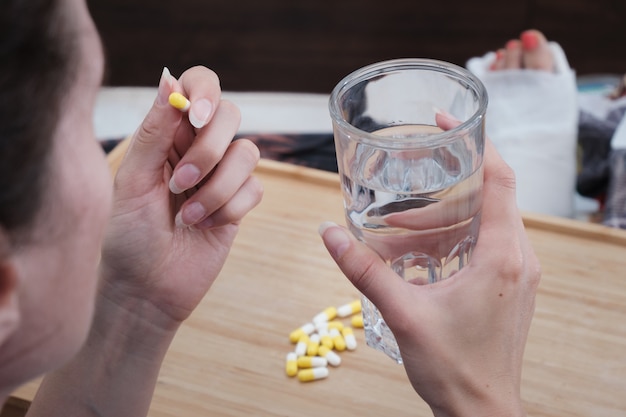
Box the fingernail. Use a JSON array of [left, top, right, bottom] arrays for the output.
[[521, 31, 539, 50], [175, 202, 207, 228], [157, 67, 173, 106], [433, 107, 459, 122], [318, 221, 351, 258], [169, 163, 201, 194], [189, 99, 213, 129]]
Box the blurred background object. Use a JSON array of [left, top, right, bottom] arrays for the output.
[[89, 0, 626, 92]]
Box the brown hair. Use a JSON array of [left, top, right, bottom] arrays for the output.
[[0, 0, 78, 243]]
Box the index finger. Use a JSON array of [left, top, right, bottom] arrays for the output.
[[177, 66, 222, 129]]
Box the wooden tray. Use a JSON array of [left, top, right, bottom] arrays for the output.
[[8, 141, 626, 417]]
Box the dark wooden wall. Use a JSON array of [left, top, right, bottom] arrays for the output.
[[88, 0, 626, 93]]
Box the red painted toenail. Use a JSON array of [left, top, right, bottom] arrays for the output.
[[521, 32, 539, 50], [506, 40, 520, 49]]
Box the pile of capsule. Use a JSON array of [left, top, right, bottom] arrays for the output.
[[286, 299, 363, 382]]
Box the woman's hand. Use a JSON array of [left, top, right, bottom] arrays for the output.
[[319, 139, 539, 417], [99, 66, 263, 328]]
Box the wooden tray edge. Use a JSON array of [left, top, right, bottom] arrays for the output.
[[107, 139, 626, 247], [522, 211, 626, 246]]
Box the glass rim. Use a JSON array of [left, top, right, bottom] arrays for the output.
[[328, 58, 488, 149]]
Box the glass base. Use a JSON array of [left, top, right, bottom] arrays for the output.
[[361, 294, 403, 364], [360, 236, 477, 363]]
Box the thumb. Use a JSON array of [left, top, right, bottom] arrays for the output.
[[318, 222, 405, 313], [119, 67, 183, 187]]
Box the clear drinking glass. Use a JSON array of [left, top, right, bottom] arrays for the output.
[[329, 59, 488, 363]]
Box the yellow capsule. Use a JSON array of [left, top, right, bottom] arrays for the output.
[[297, 367, 329, 382], [285, 352, 298, 377], [317, 326, 334, 350], [289, 323, 315, 343], [326, 320, 345, 331], [312, 306, 337, 324], [321, 335, 333, 350], [306, 334, 320, 356], [289, 329, 304, 344], [296, 356, 328, 368], [168, 92, 191, 112], [337, 299, 362, 317], [330, 328, 346, 352], [351, 314, 364, 328], [318, 345, 341, 366], [342, 327, 357, 350]]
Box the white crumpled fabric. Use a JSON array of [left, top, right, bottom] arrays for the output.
[[466, 43, 579, 218]]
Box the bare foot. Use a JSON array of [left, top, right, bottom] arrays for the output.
[[490, 30, 554, 72]]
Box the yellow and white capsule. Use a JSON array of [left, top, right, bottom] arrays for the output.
[[306, 333, 320, 356], [317, 325, 334, 350], [297, 355, 328, 368], [337, 299, 362, 317], [285, 352, 298, 377], [168, 92, 191, 112], [326, 320, 344, 331], [351, 314, 364, 329], [314, 322, 327, 333], [295, 334, 309, 357], [297, 367, 329, 382], [289, 322, 315, 343], [330, 328, 346, 352], [312, 306, 337, 324], [318, 345, 341, 367], [342, 327, 357, 350]]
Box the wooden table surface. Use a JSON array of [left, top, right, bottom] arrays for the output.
[[9, 141, 626, 416]]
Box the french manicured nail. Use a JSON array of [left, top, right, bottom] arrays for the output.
[[175, 202, 206, 228], [157, 67, 173, 106], [189, 99, 213, 129], [169, 163, 201, 194], [318, 221, 351, 258]]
